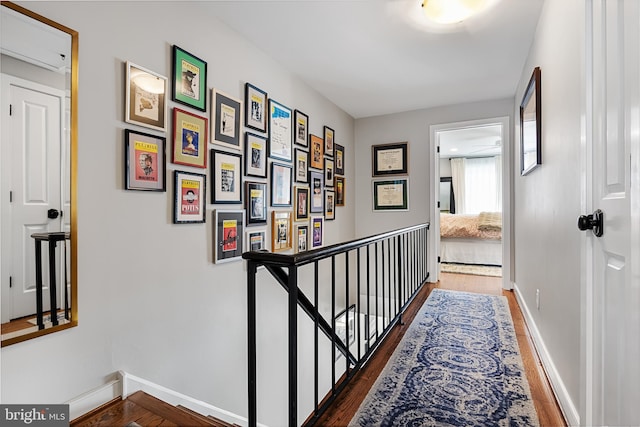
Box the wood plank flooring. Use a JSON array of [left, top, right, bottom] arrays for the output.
[[314, 272, 567, 426]]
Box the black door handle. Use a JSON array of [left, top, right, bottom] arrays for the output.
[[47, 209, 62, 219], [578, 209, 603, 237]]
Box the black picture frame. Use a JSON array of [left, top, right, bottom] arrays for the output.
[[335, 143, 345, 176], [309, 170, 324, 213], [173, 170, 206, 224], [372, 178, 409, 211], [294, 186, 309, 221], [268, 99, 293, 162], [324, 125, 335, 158], [372, 142, 409, 177], [213, 209, 245, 263], [244, 132, 268, 178], [244, 82, 268, 133], [172, 45, 207, 112], [295, 149, 309, 183], [124, 129, 166, 192], [211, 88, 242, 151], [325, 189, 335, 220], [520, 66, 542, 176], [245, 181, 267, 226], [211, 149, 242, 204], [294, 109, 309, 147]]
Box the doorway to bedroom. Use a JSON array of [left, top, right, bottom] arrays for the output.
[[430, 117, 512, 290]]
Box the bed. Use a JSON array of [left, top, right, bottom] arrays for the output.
[[440, 212, 502, 266]]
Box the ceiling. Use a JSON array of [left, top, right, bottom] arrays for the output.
[[206, 0, 544, 119], [438, 124, 502, 158]]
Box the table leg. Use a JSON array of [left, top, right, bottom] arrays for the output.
[[35, 241, 44, 330], [48, 240, 58, 326]]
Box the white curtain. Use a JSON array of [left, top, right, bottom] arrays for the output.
[[450, 158, 465, 214], [450, 156, 501, 214]]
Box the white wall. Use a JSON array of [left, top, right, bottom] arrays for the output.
[[512, 0, 582, 419], [354, 98, 513, 238], [439, 158, 451, 178], [1, 2, 355, 426]]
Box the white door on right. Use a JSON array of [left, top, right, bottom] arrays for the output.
[[584, 1, 640, 425]]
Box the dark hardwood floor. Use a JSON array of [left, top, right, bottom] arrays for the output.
[[314, 272, 567, 427]]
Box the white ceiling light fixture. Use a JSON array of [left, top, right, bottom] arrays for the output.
[[130, 70, 165, 94], [421, 0, 501, 25]]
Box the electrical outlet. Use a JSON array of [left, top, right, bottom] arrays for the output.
[[536, 289, 540, 310]]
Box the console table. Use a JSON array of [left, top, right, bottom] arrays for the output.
[[31, 231, 69, 330]]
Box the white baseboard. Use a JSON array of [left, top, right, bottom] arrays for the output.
[[66, 377, 122, 421], [513, 284, 580, 426], [119, 371, 264, 427]]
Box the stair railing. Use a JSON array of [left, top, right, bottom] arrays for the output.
[[243, 223, 429, 427]]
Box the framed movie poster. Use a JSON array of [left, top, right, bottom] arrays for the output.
[[336, 176, 345, 206], [296, 225, 308, 253], [124, 129, 166, 191], [325, 190, 335, 220], [270, 162, 292, 207], [244, 83, 267, 133], [271, 211, 292, 252], [310, 216, 324, 249], [294, 186, 309, 221], [213, 209, 245, 263], [309, 134, 324, 169], [324, 158, 334, 188], [172, 108, 208, 168], [246, 229, 267, 252], [324, 126, 335, 158], [173, 171, 206, 224], [335, 144, 345, 176], [212, 88, 242, 151], [245, 181, 267, 226], [295, 149, 309, 183], [211, 149, 242, 204], [309, 170, 324, 213], [172, 45, 207, 111], [268, 99, 293, 162], [294, 109, 309, 147], [125, 62, 167, 132], [244, 132, 268, 178]]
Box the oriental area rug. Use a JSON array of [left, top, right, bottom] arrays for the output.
[[349, 289, 539, 427]]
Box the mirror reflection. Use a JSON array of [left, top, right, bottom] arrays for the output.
[[0, 2, 77, 346]]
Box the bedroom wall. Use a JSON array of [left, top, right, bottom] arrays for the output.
[[0, 2, 355, 426], [439, 158, 452, 177], [354, 98, 513, 239], [512, 0, 582, 418]]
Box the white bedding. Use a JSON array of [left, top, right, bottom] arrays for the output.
[[440, 237, 502, 266]]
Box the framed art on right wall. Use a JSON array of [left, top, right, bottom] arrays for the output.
[[520, 66, 542, 176]]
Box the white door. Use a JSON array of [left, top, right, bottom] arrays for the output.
[[583, 1, 640, 425], [0, 75, 64, 322]]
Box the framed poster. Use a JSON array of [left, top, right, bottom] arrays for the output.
[[244, 132, 267, 178], [310, 216, 324, 249], [125, 61, 167, 132], [271, 211, 292, 252], [325, 190, 335, 220], [335, 144, 345, 176], [173, 171, 206, 224], [295, 149, 309, 183], [172, 108, 208, 168], [246, 229, 267, 252], [324, 126, 335, 158], [335, 176, 345, 206], [172, 45, 207, 111], [294, 186, 309, 222], [246, 181, 267, 226], [520, 66, 542, 176], [268, 99, 292, 162], [372, 179, 409, 211], [309, 134, 324, 169], [213, 209, 245, 263], [212, 88, 242, 151], [124, 129, 166, 191], [270, 162, 292, 207], [211, 149, 242, 204], [296, 225, 308, 253], [324, 158, 334, 188], [372, 142, 409, 176], [244, 83, 267, 133], [309, 170, 324, 213], [294, 109, 309, 147]]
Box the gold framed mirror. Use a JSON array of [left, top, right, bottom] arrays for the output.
[[0, 1, 77, 346]]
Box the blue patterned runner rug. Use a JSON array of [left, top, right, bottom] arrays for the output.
[[349, 289, 539, 427]]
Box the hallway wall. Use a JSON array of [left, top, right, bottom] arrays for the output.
[[0, 2, 355, 426], [512, 0, 582, 421]]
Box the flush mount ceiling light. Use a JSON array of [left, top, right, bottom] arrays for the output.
[[421, 0, 500, 25], [130, 69, 165, 94]]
